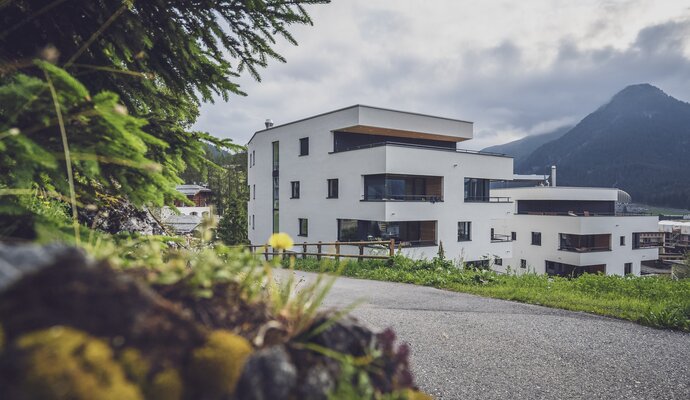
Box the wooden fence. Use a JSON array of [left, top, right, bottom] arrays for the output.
[[243, 240, 396, 262]]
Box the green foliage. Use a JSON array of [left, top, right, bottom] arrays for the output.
[[291, 257, 690, 332]]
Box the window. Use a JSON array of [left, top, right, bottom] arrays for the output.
[[272, 142, 279, 233], [520, 259, 527, 269], [252, 150, 256, 166], [249, 152, 252, 167], [511, 231, 517, 241], [298, 218, 308, 237], [620, 236, 626, 246], [291, 181, 300, 199], [252, 215, 255, 230], [464, 178, 490, 202], [495, 257, 502, 266], [327, 178, 339, 198], [531, 232, 541, 246], [252, 184, 255, 200], [624, 262, 632, 275], [458, 221, 471, 241], [299, 137, 309, 156]]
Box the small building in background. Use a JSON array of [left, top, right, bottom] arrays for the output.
[[162, 184, 216, 235]]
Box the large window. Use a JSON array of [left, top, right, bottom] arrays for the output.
[[559, 234, 611, 252], [624, 262, 632, 275], [531, 232, 541, 246], [299, 137, 309, 156], [337, 219, 437, 247], [546, 261, 605, 277], [290, 181, 300, 199], [363, 174, 442, 201], [327, 178, 339, 199], [458, 221, 471, 241], [632, 232, 663, 249], [464, 178, 490, 202], [298, 218, 308, 237]]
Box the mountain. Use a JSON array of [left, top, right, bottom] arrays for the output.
[[518, 84, 690, 209], [483, 125, 571, 165]]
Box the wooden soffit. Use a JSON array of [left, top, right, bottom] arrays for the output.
[[339, 125, 468, 143]]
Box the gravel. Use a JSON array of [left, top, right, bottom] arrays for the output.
[[281, 270, 690, 400]]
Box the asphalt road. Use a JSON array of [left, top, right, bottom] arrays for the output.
[[279, 270, 690, 400]]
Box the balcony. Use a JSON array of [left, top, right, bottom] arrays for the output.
[[559, 233, 611, 253], [465, 196, 512, 203], [633, 232, 663, 249], [363, 174, 443, 203], [490, 233, 512, 243], [337, 219, 437, 247]]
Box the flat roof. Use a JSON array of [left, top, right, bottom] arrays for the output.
[[248, 104, 474, 144]]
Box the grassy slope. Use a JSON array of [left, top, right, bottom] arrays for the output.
[[287, 256, 690, 332]]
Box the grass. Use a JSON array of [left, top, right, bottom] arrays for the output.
[[286, 255, 690, 332]]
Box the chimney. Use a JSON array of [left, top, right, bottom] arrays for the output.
[[550, 165, 557, 187], [264, 119, 274, 129]]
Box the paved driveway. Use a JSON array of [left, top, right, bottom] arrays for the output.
[[281, 270, 690, 400]]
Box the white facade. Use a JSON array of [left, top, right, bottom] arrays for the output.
[[492, 187, 659, 276], [247, 105, 514, 263]]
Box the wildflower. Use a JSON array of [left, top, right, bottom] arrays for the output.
[[268, 232, 293, 250], [8, 128, 20, 136]]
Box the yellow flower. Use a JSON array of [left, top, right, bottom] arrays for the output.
[[268, 232, 294, 250]]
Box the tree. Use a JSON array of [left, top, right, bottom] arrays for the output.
[[0, 0, 327, 238]]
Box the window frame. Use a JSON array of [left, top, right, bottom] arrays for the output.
[[620, 236, 626, 246], [520, 259, 527, 269], [327, 178, 339, 199], [298, 218, 308, 237], [531, 231, 542, 246], [299, 137, 309, 156], [457, 221, 472, 242], [290, 181, 300, 199], [511, 231, 517, 241], [624, 262, 632, 275]]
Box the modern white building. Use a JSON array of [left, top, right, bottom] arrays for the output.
[[247, 105, 514, 265], [492, 185, 660, 276]]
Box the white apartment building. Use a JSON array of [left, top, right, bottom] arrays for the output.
[[492, 186, 660, 276], [247, 105, 514, 265]]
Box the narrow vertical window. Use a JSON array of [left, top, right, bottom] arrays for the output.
[[620, 236, 625, 246], [327, 178, 339, 199], [511, 231, 517, 241], [252, 150, 256, 166], [298, 218, 308, 237], [531, 232, 541, 246], [520, 259, 527, 269], [272, 141, 279, 233], [624, 262, 632, 275], [253, 184, 256, 200], [252, 215, 255, 230], [291, 181, 300, 199], [299, 137, 309, 156]]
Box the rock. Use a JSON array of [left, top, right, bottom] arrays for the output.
[[0, 243, 87, 292], [235, 345, 297, 400], [309, 314, 376, 357], [297, 366, 336, 400], [0, 243, 205, 367], [80, 198, 165, 235]]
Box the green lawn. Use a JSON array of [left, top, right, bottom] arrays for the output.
[[286, 256, 690, 332]]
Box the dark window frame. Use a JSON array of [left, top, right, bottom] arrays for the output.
[[290, 181, 300, 199], [520, 259, 527, 269], [495, 257, 503, 266], [624, 262, 632, 275], [457, 221, 471, 242], [511, 231, 517, 241], [298, 218, 308, 237], [299, 137, 309, 156], [327, 178, 339, 199], [620, 236, 626, 246], [531, 231, 542, 246]]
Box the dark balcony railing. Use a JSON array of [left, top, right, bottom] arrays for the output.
[[362, 194, 443, 202], [397, 240, 438, 248], [519, 211, 652, 216], [491, 233, 512, 243], [558, 246, 611, 253], [465, 196, 512, 203]]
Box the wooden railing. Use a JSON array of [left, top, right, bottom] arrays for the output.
[[243, 240, 396, 262]]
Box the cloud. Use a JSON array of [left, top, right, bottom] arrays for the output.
[[193, 1, 690, 150]]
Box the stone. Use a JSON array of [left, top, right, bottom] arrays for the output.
[[0, 243, 88, 292], [235, 345, 297, 400]]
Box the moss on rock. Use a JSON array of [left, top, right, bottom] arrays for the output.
[[15, 326, 143, 400], [146, 368, 183, 400], [189, 330, 253, 398]]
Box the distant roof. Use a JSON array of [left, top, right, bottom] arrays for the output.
[[176, 184, 212, 196], [163, 214, 201, 234]]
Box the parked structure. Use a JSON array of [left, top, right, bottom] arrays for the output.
[[247, 105, 514, 264], [492, 184, 660, 276], [658, 220, 690, 260]]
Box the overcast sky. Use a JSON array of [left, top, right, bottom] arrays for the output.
[[193, 0, 690, 150]]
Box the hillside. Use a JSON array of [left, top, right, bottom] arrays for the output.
[[518, 84, 690, 209], [483, 125, 571, 164]]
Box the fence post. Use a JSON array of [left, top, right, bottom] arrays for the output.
[[302, 242, 307, 259], [358, 244, 364, 262], [264, 246, 269, 261], [317, 241, 322, 261], [335, 241, 340, 262], [389, 239, 395, 258]]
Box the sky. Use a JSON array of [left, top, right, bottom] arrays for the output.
[[193, 0, 690, 150]]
